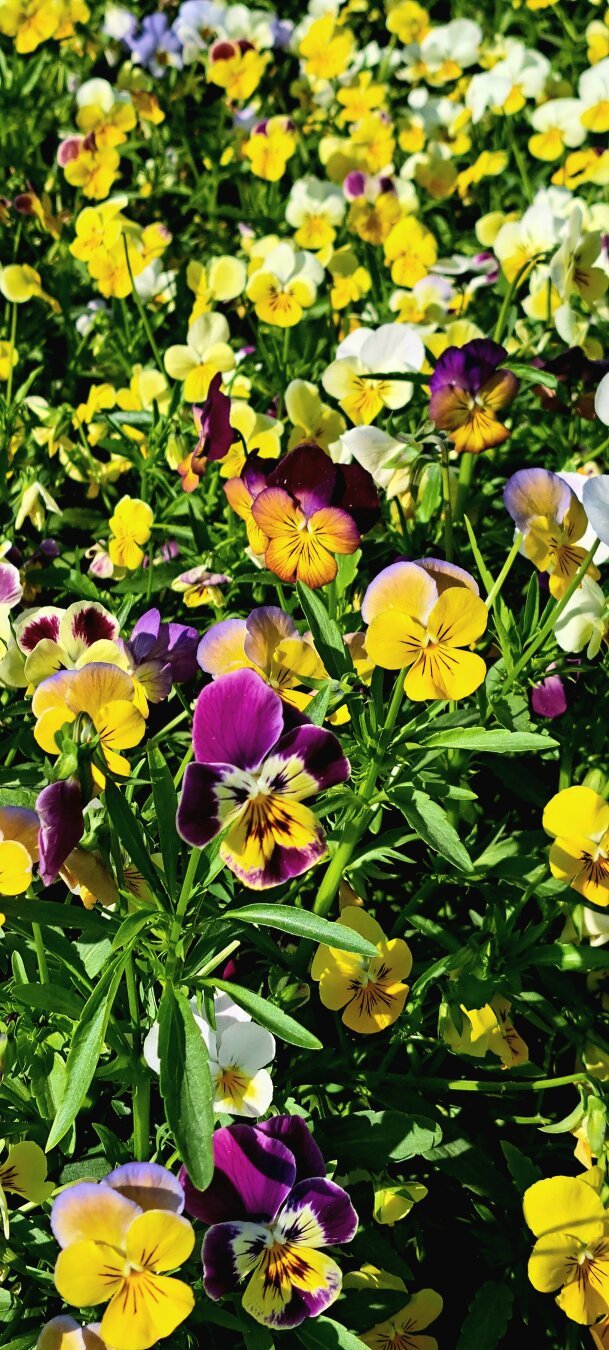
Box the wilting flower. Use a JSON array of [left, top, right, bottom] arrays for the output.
[[181, 1115, 358, 1328], [362, 558, 488, 701], [543, 785, 609, 908], [50, 1162, 195, 1349], [178, 374, 233, 490], [0, 560, 22, 657], [429, 339, 518, 453], [198, 605, 326, 711], [241, 442, 379, 588], [322, 323, 425, 426], [171, 566, 230, 608], [311, 906, 412, 1034], [177, 668, 349, 888], [523, 1174, 609, 1324], [32, 663, 146, 787], [505, 468, 601, 598], [531, 670, 568, 719], [442, 995, 528, 1067], [37, 779, 85, 884], [144, 992, 276, 1116], [108, 496, 154, 570]]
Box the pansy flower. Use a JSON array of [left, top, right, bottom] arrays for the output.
[[362, 558, 488, 701], [322, 323, 425, 426], [181, 1115, 358, 1328], [0, 803, 116, 907], [543, 785, 609, 908], [171, 566, 230, 608], [197, 605, 326, 711], [50, 1162, 195, 1350], [32, 663, 146, 787], [523, 1174, 609, 1324], [108, 496, 154, 571], [9, 600, 120, 688], [0, 559, 22, 657], [178, 373, 233, 491], [177, 668, 349, 888], [37, 1317, 107, 1349], [144, 992, 276, 1116], [0, 1140, 54, 1217], [224, 455, 276, 556], [442, 995, 529, 1067], [120, 607, 199, 713], [429, 339, 519, 453], [247, 442, 379, 588], [361, 1288, 443, 1349], [164, 312, 236, 403], [504, 468, 601, 598], [311, 907, 412, 1034]]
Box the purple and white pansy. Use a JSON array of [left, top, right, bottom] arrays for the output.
[[181, 1115, 358, 1329], [176, 667, 350, 889]]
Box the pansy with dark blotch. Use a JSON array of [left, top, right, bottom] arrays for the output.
[[244, 442, 379, 588], [121, 606, 199, 709], [429, 338, 519, 453], [179, 373, 233, 491], [12, 600, 120, 688], [181, 1115, 358, 1329], [176, 667, 350, 888]]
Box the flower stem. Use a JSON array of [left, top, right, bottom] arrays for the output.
[[455, 452, 475, 523], [440, 441, 453, 563], [122, 235, 163, 372], [502, 540, 600, 694], [166, 846, 202, 983], [31, 922, 48, 984], [485, 531, 523, 609], [5, 303, 17, 406], [313, 671, 406, 917]]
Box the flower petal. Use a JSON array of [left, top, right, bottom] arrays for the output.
[[197, 619, 249, 677], [54, 1239, 125, 1305], [100, 1273, 194, 1350], [104, 1162, 185, 1214], [191, 669, 285, 770], [51, 1182, 140, 1248], [361, 561, 438, 626], [181, 1122, 296, 1224], [125, 1210, 194, 1271], [543, 786, 609, 841], [203, 1219, 270, 1298], [277, 1177, 358, 1247], [523, 1175, 605, 1239]]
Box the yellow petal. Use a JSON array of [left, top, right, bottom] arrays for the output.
[[125, 1210, 195, 1272], [365, 612, 425, 670], [101, 1273, 194, 1350], [54, 1240, 125, 1305], [523, 1175, 605, 1240], [427, 588, 488, 647], [0, 840, 33, 896], [543, 787, 609, 841]]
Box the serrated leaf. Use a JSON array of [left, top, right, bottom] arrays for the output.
[[456, 1281, 513, 1350], [203, 977, 322, 1050], [158, 986, 214, 1190], [228, 904, 377, 957], [500, 1140, 542, 1194], [46, 952, 128, 1150]]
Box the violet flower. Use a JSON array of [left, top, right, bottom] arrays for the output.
[[429, 338, 519, 453]]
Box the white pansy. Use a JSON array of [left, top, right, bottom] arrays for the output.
[[595, 371, 609, 424], [322, 323, 425, 426], [331, 425, 412, 497], [419, 18, 482, 72], [466, 42, 550, 123], [578, 57, 609, 131], [172, 0, 226, 63], [554, 577, 608, 657], [584, 474, 609, 547], [144, 992, 275, 1117]]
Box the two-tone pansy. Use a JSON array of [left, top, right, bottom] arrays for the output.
[[523, 1174, 609, 1324], [225, 442, 379, 588], [504, 468, 601, 598], [362, 558, 488, 701], [311, 907, 412, 1034], [120, 607, 199, 714], [0, 559, 22, 658], [322, 323, 425, 426], [181, 1115, 358, 1328], [38, 1317, 108, 1349], [4, 600, 120, 688], [177, 668, 349, 888], [197, 605, 326, 711], [32, 663, 146, 787], [543, 785, 609, 907], [50, 1162, 195, 1349], [144, 992, 276, 1116], [171, 566, 230, 608], [429, 339, 519, 453]]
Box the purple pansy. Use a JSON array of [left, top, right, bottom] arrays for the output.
[[181, 1116, 358, 1330], [531, 672, 568, 719], [429, 338, 519, 454], [121, 607, 199, 708], [176, 668, 350, 888], [192, 373, 233, 474], [37, 779, 85, 884], [122, 12, 183, 75]]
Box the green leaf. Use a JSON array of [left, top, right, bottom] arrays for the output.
[[524, 943, 609, 972], [46, 952, 128, 1150], [296, 582, 351, 679], [298, 1317, 364, 1350], [158, 986, 214, 1191], [500, 1140, 542, 1194], [463, 517, 495, 593], [0, 895, 111, 933], [420, 728, 558, 753], [228, 904, 377, 957], [112, 910, 158, 950], [147, 746, 179, 895], [11, 984, 82, 1017], [507, 362, 557, 389], [389, 788, 473, 873], [104, 781, 168, 904], [203, 977, 322, 1050], [305, 682, 333, 726], [317, 1110, 441, 1166], [455, 1281, 513, 1350]]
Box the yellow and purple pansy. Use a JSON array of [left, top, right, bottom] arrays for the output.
[[176, 667, 350, 888], [362, 557, 488, 701], [7, 600, 120, 687], [50, 1162, 195, 1350], [504, 467, 601, 598], [181, 1115, 358, 1329], [120, 606, 199, 713], [429, 338, 519, 453], [197, 604, 326, 711]]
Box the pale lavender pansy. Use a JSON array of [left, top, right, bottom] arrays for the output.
[[176, 668, 350, 889], [144, 992, 276, 1117], [181, 1116, 358, 1329]]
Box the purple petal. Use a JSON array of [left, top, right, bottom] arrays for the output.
[[37, 779, 84, 885], [257, 1117, 325, 1182], [191, 669, 285, 770], [65, 601, 119, 648], [333, 462, 380, 535], [504, 468, 572, 529], [203, 1219, 269, 1299], [130, 608, 161, 660], [104, 1161, 185, 1213], [193, 373, 233, 468], [243, 607, 298, 671], [268, 444, 337, 516], [181, 1123, 296, 1224], [16, 607, 61, 653], [273, 724, 350, 792], [0, 560, 22, 609], [279, 1177, 358, 1245], [176, 762, 227, 847], [531, 674, 567, 719], [164, 621, 199, 682]]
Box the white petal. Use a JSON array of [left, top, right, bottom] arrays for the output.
[[143, 1024, 160, 1074], [595, 372, 609, 427], [584, 474, 609, 546], [217, 1021, 276, 1073]]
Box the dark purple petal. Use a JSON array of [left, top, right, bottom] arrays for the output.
[[257, 1117, 325, 1182], [0, 560, 22, 609], [203, 1220, 268, 1299], [273, 724, 350, 792], [332, 461, 380, 535], [193, 373, 234, 469], [37, 779, 84, 885], [164, 621, 199, 682], [68, 602, 119, 647], [181, 1123, 296, 1223], [191, 669, 285, 770], [176, 762, 228, 846], [268, 444, 337, 517], [429, 345, 471, 394], [464, 338, 507, 368], [130, 608, 161, 661], [242, 455, 275, 498], [279, 1177, 358, 1245], [16, 607, 61, 653], [429, 339, 506, 397]]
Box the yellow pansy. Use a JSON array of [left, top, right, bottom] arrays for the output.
[[328, 245, 371, 310], [337, 72, 387, 125], [220, 401, 283, 479], [386, 0, 429, 43], [543, 786, 609, 908], [311, 907, 412, 1035], [164, 312, 235, 401], [373, 1181, 428, 1226], [442, 995, 529, 1067], [208, 41, 269, 102], [348, 191, 403, 246], [87, 238, 146, 299], [246, 243, 322, 327], [70, 197, 128, 265], [0, 341, 18, 382], [108, 496, 154, 570], [285, 380, 345, 451], [362, 1287, 443, 1349], [186, 255, 247, 323], [243, 117, 297, 182], [32, 663, 146, 784], [383, 216, 438, 288], [456, 149, 508, 200], [523, 1175, 609, 1324], [62, 143, 121, 201], [0, 264, 58, 311], [0, 1141, 54, 1206], [75, 78, 136, 150], [0, 0, 61, 51], [298, 14, 355, 83]]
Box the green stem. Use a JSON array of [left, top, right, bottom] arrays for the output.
[[440, 441, 453, 563], [31, 922, 48, 984], [313, 672, 406, 917], [391, 1071, 591, 1095], [455, 452, 475, 523], [125, 955, 150, 1160], [5, 303, 17, 406], [122, 235, 163, 371], [502, 540, 600, 694], [485, 531, 523, 609], [166, 847, 201, 983], [493, 255, 539, 346]]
